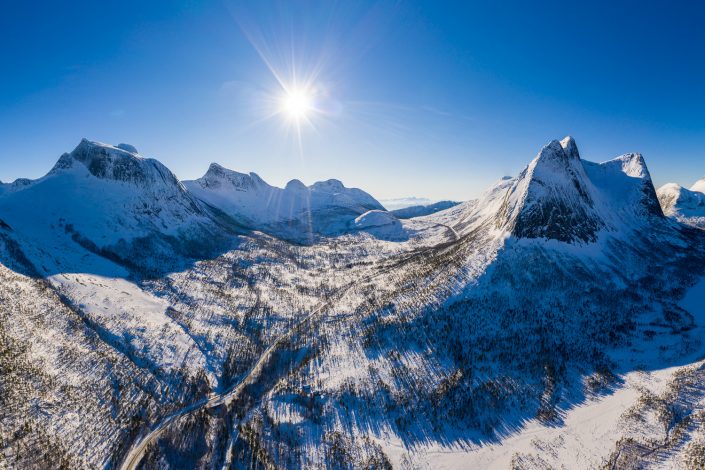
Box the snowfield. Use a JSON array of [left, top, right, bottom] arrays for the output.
[[1, 137, 705, 469], [376, 275, 705, 469]]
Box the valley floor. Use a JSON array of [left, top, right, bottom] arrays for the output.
[[376, 276, 705, 469]]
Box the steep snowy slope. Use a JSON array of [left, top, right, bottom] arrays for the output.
[[658, 182, 705, 228], [582, 151, 664, 223], [446, 136, 663, 244], [0, 139, 237, 275], [0, 227, 201, 469], [183, 163, 384, 242], [188, 136, 705, 469]]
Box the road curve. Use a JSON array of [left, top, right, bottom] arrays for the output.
[[119, 283, 353, 470], [119, 225, 461, 470], [435, 222, 460, 241]]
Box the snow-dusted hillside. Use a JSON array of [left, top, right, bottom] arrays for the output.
[[2, 136, 705, 469], [350, 210, 405, 240]]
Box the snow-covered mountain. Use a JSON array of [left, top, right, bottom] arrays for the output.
[[0, 139, 238, 276], [2, 136, 705, 469], [484, 136, 662, 243], [0, 139, 388, 275], [658, 179, 705, 228], [183, 163, 384, 242], [390, 200, 459, 219], [379, 196, 433, 210]]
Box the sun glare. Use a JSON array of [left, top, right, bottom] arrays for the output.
[[281, 89, 313, 121]]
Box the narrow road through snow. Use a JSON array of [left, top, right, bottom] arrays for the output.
[[119, 225, 462, 470], [119, 279, 359, 470], [436, 222, 460, 241]]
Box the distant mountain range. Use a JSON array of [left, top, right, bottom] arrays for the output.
[[1, 137, 705, 469], [390, 200, 460, 219], [379, 196, 434, 210]]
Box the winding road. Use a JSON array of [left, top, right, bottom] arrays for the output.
[[119, 221, 460, 470], [119, 289, 343, 470]]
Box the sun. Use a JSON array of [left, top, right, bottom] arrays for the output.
[[281, 89, 313, 121]]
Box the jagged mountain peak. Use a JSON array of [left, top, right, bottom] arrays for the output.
[[206, 162, 227, 174], [49, 139, 183, 190], [495, 137, 602, 243], [528, 138, 592, 200], [560, 135, 580, 160], [482, 137, 665, 244], [198, 163, 270, 192], [534, 139, 572, 165]]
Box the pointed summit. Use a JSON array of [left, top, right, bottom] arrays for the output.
[[482, 137, 669, 244], [496, 138, 602, 243], [204, 162, 225, 176], [559, 136, 580, 160], [197, 163, 270, 192]]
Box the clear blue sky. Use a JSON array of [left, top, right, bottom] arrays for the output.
[[1, 0, 704, 201]]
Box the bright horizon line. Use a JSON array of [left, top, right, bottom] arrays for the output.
[[3, 135, 703, 206]]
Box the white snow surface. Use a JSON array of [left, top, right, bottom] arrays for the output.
[[351, 210, 404, 239], [0, 139, 211, 247], [49, 272, 210, 380], [183, 163, 383, 237]]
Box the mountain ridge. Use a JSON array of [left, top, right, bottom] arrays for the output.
[[2, 136, 705, 469]]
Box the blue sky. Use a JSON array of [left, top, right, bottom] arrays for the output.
[[1, 0, 704, 201]]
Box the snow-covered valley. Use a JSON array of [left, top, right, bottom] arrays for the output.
[[1, 137, 705, 469]]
